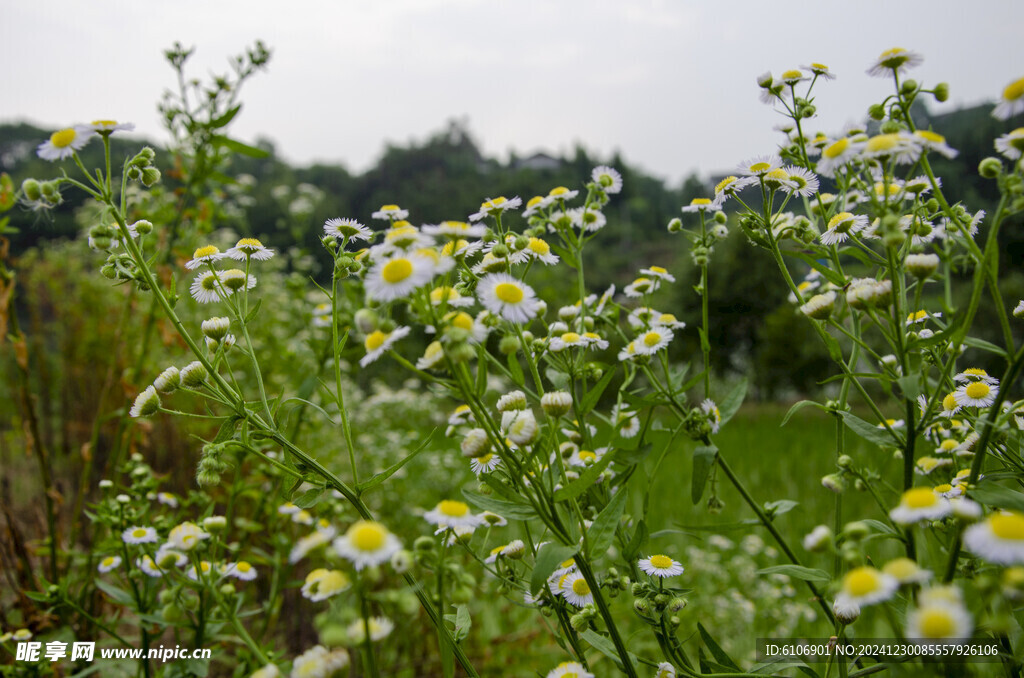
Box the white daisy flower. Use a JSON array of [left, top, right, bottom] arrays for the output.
[[882, 557, 932, 585], [86, 120, 135, 134], [324, 217, 373, 242], [861, 132, 921, 165], [815, 136, 867, 178], [627, 307, 659, 329], [137, 555, 163, 578], [993, 77, 1024, 120], [781, 166, 820, 197], [370, 204, 409, 221], [546, 662, 594, 678], [913, 130, 958, 159], [803, 525, 832, 552], [224, 561, 258, 581], [290, 645, 350, 678], [906, 599, 973, 644], [548, 331, 588, 353], [954, 368, 999, 384], [37, 126, 95, 161], [834, 566, 899, 609], [129, 385, 160, 417], [359, 326, 411, 367], [592, 165, 623, 193], [736, 154, 783, 178], [155, 545, 188, 569], [185, 245, 227, 270], [634, 327, 674, 355], [547, 186, 579, 202], [954, 380, 998, 409], [638, 554, 684, 578], [364, 253, 435, 302], [514, 237, 559, 265], [250, 664, 281, 678], [469, 453, 501, 475], [560, 571, 594, 608], [867, 47, 923, 77], [624, 277, 660, 298], [424, 500, 483, 530], [477, 273, 541, 323], [640, 266, 676, 283], [190, 271, 228, 304], [714, 175, 756, 200], [995, 128, 1024, 160], [568, 206, 606, 232], [226, 237, 274, 261], [97, 555, 122, 573], [964, 511, 1024, 565], [701, 399, 722, 434], [681, 197, 723, 213], [469, 196, 522, 221], [288, 525, 337, 564], [820, 211, 869, 246], [421, 220, 486, 239], [333, 520, 402, 570], [186, 560, 216, 581], [122, 526, 158, 545], [167, 522, 210, 551], [347, 616, 394, 644], [301, 568, 350, 601], [890, 488, 952, 525], [568, 447, 607, 468], [655, 662, 677, 678]]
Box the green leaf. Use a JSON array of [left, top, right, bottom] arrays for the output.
[[95, 579, 135, 606], [550, 244, 578, 269], [698, 622, 741, 671], [861, 519, 898, 535], [580, 629, 640, 670], [446, 604, 471, 641], [507, 352, 524, 385], [530, 542, 578, 594], [756, 565, 831, 582], [244, 298, 263, 324], [358, 430, 436, 493], [622, 519, 648, 562], [211, 134, 270, 158], [896, 374, 922, 400], [292, 486, 325, 509], [971, 483, 1024, 513], [839, 411, 902, 448], [781, 400, 825, 426], [764, 499, 798, 518], [462, 489, 536, 521], [718, 377, 748, 425], [822, 331, 843, 362], [212, 416, 241, 444], [210, 104, 241, 129], [964, 335, 1009, 358], [579, 367, 616, 416], [554, 450, 616, 503], [478, 473, 527, 503], [691, 444, 718, 505], [587, 488, 628, 558]]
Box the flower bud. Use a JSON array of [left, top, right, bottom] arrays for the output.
[[496, 391, 527, 412], [667, 218, 682, 233], [833, 599, 860, 625], [354, 308, 378, 335], [868, 103, 886, 121], [132, 220, 154, 235], [933, 82, 949, 102], [180, 361, 208, 388], [129, 386, 160, 418], [413, 536, 435, 553], [41, 181, 60, 201], [490, 244, 509, 258], [979, 157, 1003, 179], [541, 391, 573, 417], [141, 167, 161, 187], [130, 147, 157, 168], [461, 428, 491, 458], [905, 253, 939, 279], [668, 597, 687, 612], [570, 613, 589, 632], [821, 473, 845, 493], [201, 317, 231, 340], [154, 366, 181, 394], [900, 79, 918, 95], [843, 521, 870, 540], [498, 335, 520, 355], [633, 598, 650, 614], [799, 291, 836, 320], [21, 178, 42, 202]]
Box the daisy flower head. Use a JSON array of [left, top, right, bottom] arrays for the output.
[[87, 120, 135, 134], [477, 273, 541, 323], [546, 661, 595, 678], [469, 196, 522, 221], [291, 646, 350, 677], [954, 380, 998, 409], [890, 487, 952, 525], [333, 520, 402, 570], [469, 452, 501, 475], [424, 500, 483, 530], [779, 69, 808, 87], [224, 560, 258, 581], [995, 128, 1024, 161], [701, 398, 722, 434], [522, 195, 549, 218], [360, 325, 411, 367], [190, 271, 227, 304], [129, 385, 160, 418], [820, 211, 868, 246], [371, 204, 409, 221], [98, 555, 122, 573], [301, 568, 351, 601], [638, 554, 684, 578], [548, 186, 579, 202], [219, 269, 256, 294], [882, 557, 932, 585], [37, 126, 95, 161], [861, 132, 921, 165], [324, 217, 372, 242], [347, 616, 394, 644], [955, 367, 999, 384], [364, 253, 435, 302], [867, 47, 923, 77], [815, 136, 866, 178], [737, 154, 783, 178], [993, 76, 1024, 121], [781, 166, 820, 197], [560, 571, 594, 608], [802, 62, 836, 80], [624, 276, 660, 298], [655, 663, 677, 678], [906, 596, 973, 644], [226, 237, 274, 261], [681, 197, 723, 213], [568, 205, 606, 232], [186, 245, 227, 271], [422, 220, 486, 239], [592, 165, 623, 193], [515, 237, 559, 265], [167, 522, 210, 551], [913, 130, 958, 159], [635, 327, 673, 355], [714, 175, 755, 201], [835, 566, 899, 608], [964, 511, 1024, 565], [122, 526, 159, 544]]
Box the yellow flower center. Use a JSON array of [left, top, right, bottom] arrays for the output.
[[236, 237, 263, 249], [549, 186, 571, 197], [690, 197, 712, 206], [964, 382, 991, 400], [643, 331, 662, 347], [561, 332, 581, 343], [765, 168, 789, 182], [962, 368, 988, 378], [382, 258, 413, 284], [439, 500, 469, 517], [236, 561, 252, 572], [193, 245, 220, 259], [578, 450, 597, 462], [92, 119, 118, 126], [649, 266, 667, 274], [441, 240, 468, 256], [749, 162, 771, 173], [102, 556, 117, 567], [381, 204, 400, 212], [50, 128, 78, 148], [659, 313, 678, 323], [571, 578, 591, 595], [942, 393, 959, 411], [823, 138, 849, 158], [866, 134, 900, 153], [364, 330, 388, 352], [903, 487, 938, 509], [527, 195, 544, 207], [477, 453, 493, 465], [494, 282, 524, 304], [828, 212, 855, 232], [883, 558, 918, 579], [916, 130, 945, 144], [782, 69, 803, 80], [908, 310, 928, 322], [450, 312, 474, 330], [1004, 78, 1024, 102], [348, 521, 387, 551], [132, 528, 148, 538], [430, 286, 458, 304], [810, 62, 829, 71], [844, 567, 882, 596], [199, 561, 211, 573], [649, 555, 673, 569], [991, 513, 1024, 541], [715, 176, 737, 193], [918, 608, 956, 638], [934, 484, 953, 493], [528, 238, 550, 255], [939, 440, 959, 452]]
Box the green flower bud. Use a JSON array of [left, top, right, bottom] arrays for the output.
[[490, 244, 509, 258], [843, 520, 870, 540], [162, 603, 186, 624], [837, 454, 853, 469], [21, 178, 42, 202], [979, 157, 1003, 179], [100, 263, 117, 279], [319, 624, 347, 648], [130, 147, 157, 168], [714, 210, 727, 224], [868, 103, 886, 121], [132, 220, 154, 235], [667, 218, 682, 233], [498, 334, 521, 355], [413, 536, 435, 552], [570, 613, 589, 632], [880, 120, 903, 134], [933, 83, 949, 102], [900, 79, 918, 95], [633, 598, 650, 614], [141, 167, 161, 187], [41, 181, 59, 201], [513, 235, 529, 250], [669, 597, 687, 612]]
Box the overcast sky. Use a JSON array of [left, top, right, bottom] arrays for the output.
[[3, 1, 1022, 186]]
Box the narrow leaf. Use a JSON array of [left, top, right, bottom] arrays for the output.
[[210, 104, 242, 129], [622, 519, 648, 561], [292, 486, 325, 509], [244, 298, 263, 324], [718, 377, 748, 425], [462, 489, 536, 521], [698, 622, 741, 671], [587, 489, 628, 558], [212, 134, 270, 158], [756, 565, 831, 582], [840, 411, 902, 448], [780, 400, 824, 426], [358, 430, 436, 492], [691, 444, 718, 505], [580, 629, 640, 670], [971, 483, 1024, 513], [579, 367, 616, 416]]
